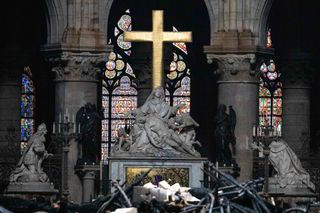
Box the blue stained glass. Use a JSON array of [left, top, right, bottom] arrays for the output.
[[21, 67, 35, 143], [21, 118, 34, 141], [21, 94, 34, 117], [113, 76, 137, 95], [22, 74, 34, 93]]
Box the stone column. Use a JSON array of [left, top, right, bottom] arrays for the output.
[[206, 52, 259, 181], [75, 164, 99, 203], [45, 48, 109, 203], [280, 54, 313, 154]]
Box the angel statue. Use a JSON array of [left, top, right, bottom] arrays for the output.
[[214, 104, 237, 166], [10, 123, 53, 183]]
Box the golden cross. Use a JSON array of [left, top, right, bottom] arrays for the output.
[[124, 10, 192, 88]]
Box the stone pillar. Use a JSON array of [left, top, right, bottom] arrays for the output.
[[206, 52, 259, 181], [75, 164, 99, 203], [45, 48, 110, 203], [280, 54, 313, 153], [0, 57, 22, 161]]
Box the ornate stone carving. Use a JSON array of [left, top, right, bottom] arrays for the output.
[[47, 52, 108, 82], [112, 87, 201, 158], [207, 54, 257, 81]]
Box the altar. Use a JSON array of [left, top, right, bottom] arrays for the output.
[[109, 156, 207, 187]]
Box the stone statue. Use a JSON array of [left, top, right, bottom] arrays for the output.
[[174, 113, 201, 157], [269, 139, 315, 191], [112, 86, 201, 157], [76, 103, 102, 163], [214, 104, 236, 166], [9, 123, 52, 183]]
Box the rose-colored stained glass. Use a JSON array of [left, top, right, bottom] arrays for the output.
[[272, 117, 282, 136], [173, 97, 190, 114], [273, 88, 282, 97], [259, 60, 282, 136], [273, 98, 282, 116], [259, 98, 271, 117], [101, 120, 109, 142], [102, 95, 109, 118], [111, 96, 137, 118], [259, 86, 271, 97]]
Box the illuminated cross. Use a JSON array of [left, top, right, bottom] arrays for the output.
[[124, 10, 192, 88]]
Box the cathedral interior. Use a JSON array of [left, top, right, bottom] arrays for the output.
[[0, 0, 320, 210]]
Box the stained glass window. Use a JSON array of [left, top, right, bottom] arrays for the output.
[[21, 66, 35, 152], [101, 10, 137, 163], [259, 60, 282, 136], [165, 26, 191, 114]]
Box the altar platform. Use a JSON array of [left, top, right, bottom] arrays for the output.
[[109, 156, 207, 187]]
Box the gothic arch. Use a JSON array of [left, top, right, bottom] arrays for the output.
[[253, 0, 274, 47], [100, 0, 114, 43], [101, 0, 213, 46], [203, 0, 218, 44], [44, 0, 66, 44]]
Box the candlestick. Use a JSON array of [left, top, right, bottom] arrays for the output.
[[100, 160, 103, 181], [215, 161, 219, 178], [53, 122, 56, 134], [59, 112, 62, 123], [73, 122, 76, 133], [66, 108, 69, 122]]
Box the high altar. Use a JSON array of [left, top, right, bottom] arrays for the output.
[[109, 86, 206, 187]]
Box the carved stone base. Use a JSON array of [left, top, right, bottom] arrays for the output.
[[74, 164, 100, 203], [109, 157, 207, 191], [5, 182, 58, 201], [268, 177, 317, 207]]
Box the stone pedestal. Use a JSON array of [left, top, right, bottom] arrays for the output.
[[109, 157, 207, 190], [75, 164, 100, 203], [268, 177, 317, 207], [5, 182, 58, 202]]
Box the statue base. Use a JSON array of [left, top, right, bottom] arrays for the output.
[[109, 156, 207, 189], [5, 182, 58, 202], [267, 177, 317, 207]]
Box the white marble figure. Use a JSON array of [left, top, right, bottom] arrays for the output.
[[113, 87, 201, 157], [269, 139, 315, 191], [9, 123, 53, 183]]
